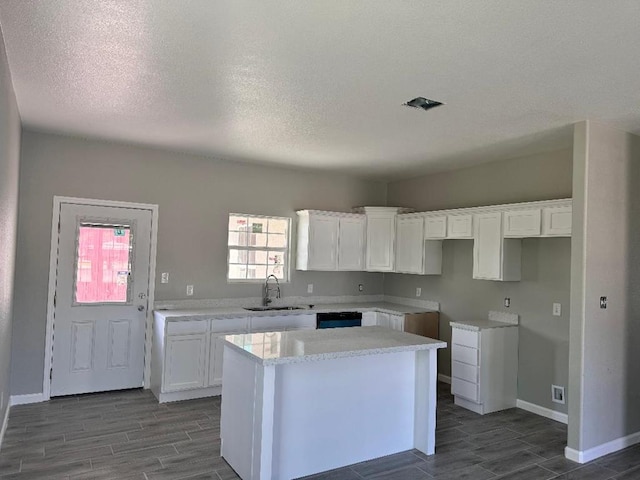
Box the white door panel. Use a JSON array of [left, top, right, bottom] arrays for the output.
[[51, 203, 153, 396]]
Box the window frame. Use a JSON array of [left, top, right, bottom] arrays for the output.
[[226, 213, 292, 284]]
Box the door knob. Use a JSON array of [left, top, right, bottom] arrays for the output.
[[137, 305, 145, 312]]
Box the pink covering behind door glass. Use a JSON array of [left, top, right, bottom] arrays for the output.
[[75, 226, 131, 303]]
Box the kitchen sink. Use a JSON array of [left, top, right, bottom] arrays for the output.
[[243, 306, 305, 312]]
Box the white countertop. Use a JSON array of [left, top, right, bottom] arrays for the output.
[[154, 301, 436, 321], [449, 319, 518, 331], [223, 326, 447, 366]]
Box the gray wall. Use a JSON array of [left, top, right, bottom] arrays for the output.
[[12, 130, 386, 395], [386, 149, 573, 413], [0, 27, 20, 422], [568, 121, 640, 452]]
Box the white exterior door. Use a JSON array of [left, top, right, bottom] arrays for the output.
[[51, 202, 153, 396]]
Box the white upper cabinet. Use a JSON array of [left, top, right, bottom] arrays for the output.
[[395, 215, 442, 275], [395, 216, 424, 274], [447, 214, 474, 238], [297, 211, 365, 271], [542, 205, 572, 236], [503, 209, 541, 238], [473, 212, 521, 281], [424, 215, 447, 239], [337, 216, 366, 271], [364, 208, 398, 272]]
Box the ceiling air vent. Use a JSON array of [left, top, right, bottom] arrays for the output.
[[403, 97, 443, 111]]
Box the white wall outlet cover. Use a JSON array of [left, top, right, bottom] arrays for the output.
[[553, 303, 562, 316], [504, 297, 511, 308], [358, 284, 364, 292], [552, 385, 565, 404], [161, 272, 169, 283], [186, 285, 194, 296], [416, 287, 422, 297], [307, 284, 313, 294]]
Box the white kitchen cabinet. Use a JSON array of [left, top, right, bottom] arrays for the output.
[[473, 212, 521, 281], [503, 209, 541, 237], [542, 205, 572, 236], [296, 211, 365, 271], [163, 333, 208, 392], [250, 314, 316, 332], [450, 323, 518, 414], [389, 314, 404, 331], [208, 317, 250, 388], [424, 215, 447, 239], [447, 214, 473, 238], [375, 312, 390, 328], [337, 216, 366, 271], [364, 208, 398, 272], [395, 216, 424, 274], [361, 311, 377, 326]]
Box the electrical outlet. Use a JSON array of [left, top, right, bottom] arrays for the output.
[[504, 297, 511, 308], [358, 284, 364, 292], [552, 385, 565, 404], [307, 284, 313, 294], [600, 296, 607, 309], [186, 285, 194, 296], [161, 272, 169, 284], [553, 303, 562, 316], [416, 287, 422, 297]]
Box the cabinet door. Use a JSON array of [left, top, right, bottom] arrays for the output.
[[208, 333, 226, 387], [389, 314, 404, 331], [395, 217, 424, 274], [447, 214, 473, 238], [503, 209, 541, 237], [337, 216, 365, 271], [473, 213, 503, 280], [164, 334, 208, 392], [308, 215, 339, 270], [376, 312, 390, 328], [542, 205, 572, 236], [366, 214, 396, 271], [424, 216, 447, 239], [361, 312, 377, 326], [284, 314, 316, 331]]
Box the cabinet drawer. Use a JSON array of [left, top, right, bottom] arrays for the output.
[[451, 344, 479, 366], [167, 320, 209, 335], [452, 360, 479, 384], [211, 317, 248, 333], [452, 377, 479, 402], [452, 328, 479, 348]]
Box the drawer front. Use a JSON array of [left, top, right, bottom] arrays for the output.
[[452, 377, 479, 402], [452, 360, 479, 384], [167, 320, 209, 335], [451, 344, 479, 366], [452, 328, 479, 349], [211, 317, 248, 333]]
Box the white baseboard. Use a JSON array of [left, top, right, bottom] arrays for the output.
[[565, 430, 640, 464], [438, 374, 451, 384], [156, 386, 221, 404], [0, 404, 9, 451], [10, 393, 46, 406], [516, 399, 568, 424]]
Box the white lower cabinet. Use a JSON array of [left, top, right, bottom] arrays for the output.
[[450, 324, 518, 414], [164, 333, 208, 392], [375, 312, 390, 328], [389, 314, 404, 331], [362, 311, 377, 326]]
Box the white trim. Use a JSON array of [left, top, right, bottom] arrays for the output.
[[10, 393, 46, 406], [438, 374, 451, 384], [44, 196, 159, 399], [156, 386, 221, 403], [565, 430, 640, 464], [0, 404, 9, 450], [516, 399, 568, 424]]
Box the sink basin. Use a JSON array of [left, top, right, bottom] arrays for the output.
[[244, 306, 304, 312]]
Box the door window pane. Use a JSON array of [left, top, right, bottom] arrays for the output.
[[75, 224, 132, 304]]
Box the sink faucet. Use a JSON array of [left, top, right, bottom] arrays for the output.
[[263, 274, 281, 306]]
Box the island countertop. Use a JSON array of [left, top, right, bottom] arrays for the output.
[[224, 325, 446, 366]]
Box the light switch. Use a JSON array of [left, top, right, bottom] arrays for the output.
[[307, 284, 313, 294], [553, 303, 561, 316], [186, 285, 194, 296], [161, 272, 169, 284], [416, 287, 422, 297]]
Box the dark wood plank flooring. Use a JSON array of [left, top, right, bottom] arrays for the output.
[[1, 383, 639, 479]]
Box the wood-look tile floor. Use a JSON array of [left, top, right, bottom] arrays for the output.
[[1, 383, 639, 479]]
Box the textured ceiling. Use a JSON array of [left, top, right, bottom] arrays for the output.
[[1, 1, 639, 179]]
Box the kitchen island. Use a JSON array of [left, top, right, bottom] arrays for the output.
[[220, 326, 446, 480]]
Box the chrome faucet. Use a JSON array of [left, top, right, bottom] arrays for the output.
[[263, 274, 281, 306]]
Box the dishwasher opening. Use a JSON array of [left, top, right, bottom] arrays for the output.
[[316, 312, 362, 329]]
